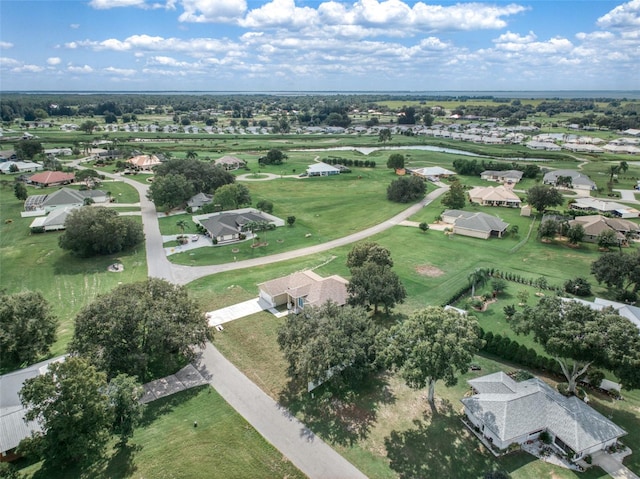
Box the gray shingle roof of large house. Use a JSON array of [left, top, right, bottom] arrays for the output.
[[443, 210, 509, 234], [543, 169, 596, 189], [462, 372, 626, 454], [200, 211, 271, 238]]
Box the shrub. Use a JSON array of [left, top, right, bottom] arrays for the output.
[[539, 431, 552, 444], [564, 277, 591, 297], [513, 369, 534, 382]]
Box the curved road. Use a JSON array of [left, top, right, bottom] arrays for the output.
[[75, 159, 447, 478]]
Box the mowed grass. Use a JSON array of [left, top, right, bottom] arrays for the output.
[[19, 386, 305, 479], [0, 180, 147, 363]]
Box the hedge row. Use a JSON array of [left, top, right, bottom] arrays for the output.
[[480, 329, 561, 375], [322, 157, 377, 168]]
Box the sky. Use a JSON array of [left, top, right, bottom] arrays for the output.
[[0, 0, 639, 92]]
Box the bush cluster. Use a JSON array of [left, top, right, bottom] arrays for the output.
[[480, 330, 560, 374], [323, 157, 376, 168]]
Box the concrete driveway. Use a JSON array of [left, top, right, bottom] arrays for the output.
[[592, 450, 639, 479], [205, 298, 275, 326]]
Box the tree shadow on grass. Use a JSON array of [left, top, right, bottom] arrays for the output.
[[384, 400, 537, 479], [138, 385, 205, 427], [52, 253, 119, 276], [278, 371, 396, 447]]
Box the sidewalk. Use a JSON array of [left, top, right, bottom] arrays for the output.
[[195, 342, 368, 479]]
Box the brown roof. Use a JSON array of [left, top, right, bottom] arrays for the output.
[[259, 271, 349, 306], [29, 171, 75, 185], [127, 154, 161, 168], [570, 215, 638, 238]]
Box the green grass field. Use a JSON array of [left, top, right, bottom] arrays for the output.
[[18, 385, 305, 479]]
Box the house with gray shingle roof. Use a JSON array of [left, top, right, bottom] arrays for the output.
[[23, 187, 108, 215], [442, 210, 509, 239], [258, 270, 349, 314], [187, 192, 214, 212], [462, 372, 626, 461], [543, 169, 596, 191], [480, 170, 523, 184], [193, 208, 284, 245]]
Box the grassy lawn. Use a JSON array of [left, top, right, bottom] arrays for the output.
[[0, 180, 147, 365], [18, 385, 305, 479]]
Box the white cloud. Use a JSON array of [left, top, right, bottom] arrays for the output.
[[494, 31, 537, 44], [179, 0, 247, 22], [147, 55, 199, 67], [47, 57, 62, 65], [0, 57, 21, 67], [13, 64, 44, 73], [240, 0, 318, 28], [68, 64, 94, 73], [0, 41, 14, 49], [70, 23, 80, 29], [104, 66, 137, 75], [597, 0, 640, 29]]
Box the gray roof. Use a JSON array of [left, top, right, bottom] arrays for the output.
[[443, 210, 509, 234], [258, 270, 349, 307], [0, 356, 66, 454], [200, 211, 271, 238], [462, 372, 626, 453], [40, 187, 106, 208], [481, 170, 523, 180], [187, 192, 214, 208], [543, 169, 596, 188]]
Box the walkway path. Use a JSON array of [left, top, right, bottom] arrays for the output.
[[195, 343, 368, 479]]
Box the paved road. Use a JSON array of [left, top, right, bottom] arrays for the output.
[[195, 343, 368, 479]]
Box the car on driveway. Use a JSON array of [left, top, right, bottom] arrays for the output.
[[191, 235, 199, 241]]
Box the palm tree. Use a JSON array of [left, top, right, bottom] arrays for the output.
[[468, 268, 490, 297], [609, 164, 620, 183], [619, 161, 629, 174], [186, 150, 198, 160], [176, 220, 189, 236]]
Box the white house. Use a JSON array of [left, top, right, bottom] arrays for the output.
[[258, 270, 349, 314], [0, 161, 43, 174], [29, 206, 78, 231], [569, 197, 640, 219], [193, 208, 284, 244], [462, 372, 626, 461], [480, 170, 523, 184], [307, 162, 340, 176], [468, 186, 522, 208], [23, 188, 108, 215], [409, 166, 455, 180]]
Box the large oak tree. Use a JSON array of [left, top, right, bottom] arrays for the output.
[[380, 307, 482, 406], [511, 296, 640, 393], [70, 278, 208, 381]]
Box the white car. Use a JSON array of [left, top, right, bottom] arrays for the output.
[[191, 235, 199, 242]]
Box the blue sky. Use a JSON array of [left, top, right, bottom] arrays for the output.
[[1, 0, 639, 91]]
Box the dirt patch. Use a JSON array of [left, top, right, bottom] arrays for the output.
[[415, 264, 444, 277]]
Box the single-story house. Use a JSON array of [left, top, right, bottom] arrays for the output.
[[563, 297, 640, 331], [526, 141, 562, 151], [569, 197, 640, 218], [462, 372, 626, 461], [214, 156, 246, 170], [127, 154, 161, 171], [0, 150, 18, 161], [0, 356, 66, 461], [29, 206, 78, 231], [258, 270, 349, 314], [409, 166, 456, 180], [44, 148, 72, 157], [23, 187, 108, 214], [187, 192, 214, 212], [442, 210, 509, 239], [480, 170, 523, 184], [468, 186, 522, 208], [568, 215, 639, 244], [27, 171, 75, 187], [193, 208, 284, 244], [307, 162, 340, 176], [0, 161, 43, 174], [543, 170, 596, 191]]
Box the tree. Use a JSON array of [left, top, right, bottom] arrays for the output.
[[256, 199, 274, 214], [80, 120, 99, 134], [511, 296, 640, 393], [418, 222, 429, 232], [441, 179, 466, 210], [260, 149, 287, 165], [378, 128, 391, 143], [14, 140, 43, 161], [154, 159, 235, 195], [348, 262, 406, 314], [526, 185, 564, 214], [538, 218, 559, 241], [185, 150, 198, 160], [597, 229, 619, 250], [214, 183, 252, 210], [0, 291, 58, 366], [14, 182, 28, 201], [609, 164, 620, 183], [107, 374, 145, 446], [468, 268, 490, 297], [346, 242, 393, 269], [176, 219, 189, 236], [567, 223, 585, 245], [591, 251, 640, 296], [75, 168, 102, 186], [69, 278, 208, 380], [386, 176, 426, 203], [619, 161, 629, 175], [277, 302, 377, 389], [510, 224, 519, 237], [379, 307, 482, 406], [148, 173, 195, 210], [19, 357, 114, 468], [564, 277, 592, 297], [386, 153, 405, 171], [286, 215, 296, 227], [58, 207, 144, 257]]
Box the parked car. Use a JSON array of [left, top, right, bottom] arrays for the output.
[[191, 235, 199, 241]]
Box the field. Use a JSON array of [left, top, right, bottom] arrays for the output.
[[17, 386, 305, 479], [4, 121, 640, 478]]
